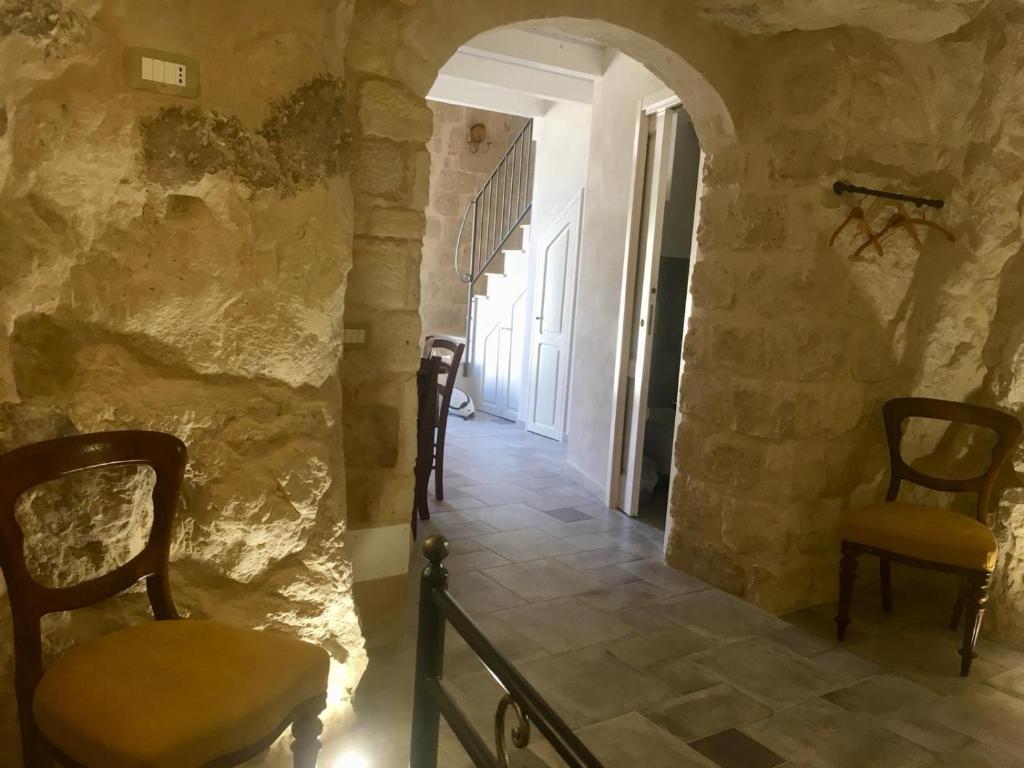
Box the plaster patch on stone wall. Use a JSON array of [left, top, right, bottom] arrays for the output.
[[140, 75, 350, 194], [0, 0, 88, 57]]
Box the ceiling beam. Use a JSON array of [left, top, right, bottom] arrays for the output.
[[428, 75, 552, 118], [439, 51, 594, 105], [462, 28, 608, 80]]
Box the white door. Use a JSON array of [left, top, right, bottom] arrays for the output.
[[617, 110, 676, 515], [526, 191, 583, 440]]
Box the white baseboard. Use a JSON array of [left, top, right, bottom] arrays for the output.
[[564, 459, 609, 506], [346, 524, 411, 582]]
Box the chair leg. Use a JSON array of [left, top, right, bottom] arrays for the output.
[[880, 558, 893, 613], [836, 543, 859, 642], [434, 443, 445, 502], [959, 571, 992, 677], [950, 578, 967, 631], [291, 701, 325, 768]]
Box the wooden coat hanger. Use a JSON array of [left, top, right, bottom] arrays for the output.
[[830, 203, 883, 257]]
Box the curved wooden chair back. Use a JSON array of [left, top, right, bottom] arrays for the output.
[[424, 336, 465, 431], [0, 430, 187, 760], [882, 397, 1022, 524]]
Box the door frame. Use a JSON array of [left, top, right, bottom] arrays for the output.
[[604, 90, 684, 511], [524, 188, 585, 441]]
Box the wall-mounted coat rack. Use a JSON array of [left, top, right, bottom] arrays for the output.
[[830, 180, 953, 256], [833, 180, 944, 210]]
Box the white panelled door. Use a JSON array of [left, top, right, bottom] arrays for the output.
[[526, 191, 583, 440]]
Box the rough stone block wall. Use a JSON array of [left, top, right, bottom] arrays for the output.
[[0, 0, 365, 761], [421, 102, 526, 339]]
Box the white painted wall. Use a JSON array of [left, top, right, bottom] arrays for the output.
[[564, 53, 669, 497], [521, 101, 593, 424]]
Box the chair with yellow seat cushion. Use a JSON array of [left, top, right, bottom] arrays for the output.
[[836, 397, 1022, 677], [0, 431, 331, 768]]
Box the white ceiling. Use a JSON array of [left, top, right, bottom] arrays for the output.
[[427, 28, 611, 118]]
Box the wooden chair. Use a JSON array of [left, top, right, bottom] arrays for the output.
[[423, 337, 466, 502], [0, 431, 330, 768], [836, 397, 1022, 676], [413, 356, 442, 538]]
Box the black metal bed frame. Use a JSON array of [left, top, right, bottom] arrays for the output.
[[410, 535, 604, 768]]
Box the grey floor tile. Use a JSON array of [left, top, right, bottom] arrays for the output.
[[657, 657, 721, 695], [743, 697, 934, 768], [580, 581, 673, 611], [450, 581, 528, 616], [613, 606, 681, 634], [692, 637, 851, 708], [605, 627, 710, 669], [618, 559, 709, 594], [926, 683, 1024, 748], [528, 493, 596, 512], [768, 624, 836, 656], [473, 527, 588, 562], [468, 503, 560, 532], [519, 648, 678, 728], [484, 559, 636, 602], [461, 482, 540, 505], [556, 545, 645, 571], [549, 712, 714, 768], [645, 683, 772, 741], [493, 597, 634, 654], [824, 674, 938, 716], [928, 741, 1024, 767], [689, 728, 786, 768], [542, 507, 594, 523], [654, 590, 787, 642], [880, 707, 972, 754]]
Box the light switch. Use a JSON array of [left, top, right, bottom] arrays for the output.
[[125, 47, 199, 98]]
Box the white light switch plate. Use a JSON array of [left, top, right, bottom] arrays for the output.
[[124, 47, 199, 98]]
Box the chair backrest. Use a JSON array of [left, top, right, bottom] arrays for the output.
[[882, 397, 1022, 524], [0, 430, 187, 738], [424, 336, 466, 428]]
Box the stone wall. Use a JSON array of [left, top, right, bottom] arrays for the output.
[[0, 0, 365, 761], [421, 102, 525, 339]]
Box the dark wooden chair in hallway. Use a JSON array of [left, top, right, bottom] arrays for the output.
[[0, 431, 330, 768], [413, 355, 442, 537], [423, 336, 465, 502], [836, 397, 1022, 676]]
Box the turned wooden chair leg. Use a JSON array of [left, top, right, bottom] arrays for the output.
[[950, 578, 968, 631], [880, 557, 893, 613], [836, 543, 859, 642], [291, 700, 325, 768], [959, 571, 992, 677]]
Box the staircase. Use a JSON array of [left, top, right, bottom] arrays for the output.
[[454, 119, 535, 418]]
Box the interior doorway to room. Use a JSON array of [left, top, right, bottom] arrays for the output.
[[611, 93, 703, 525]]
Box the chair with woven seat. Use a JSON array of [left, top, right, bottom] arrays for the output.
[[836, 397, 1022, 676], [0, 431, 330, 768]]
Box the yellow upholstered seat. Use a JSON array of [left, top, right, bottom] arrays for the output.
[[842, 502, 997, 571], [33, 620, 330, 768]]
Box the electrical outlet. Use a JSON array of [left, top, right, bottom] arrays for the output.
[[124, 47, 199, 98]]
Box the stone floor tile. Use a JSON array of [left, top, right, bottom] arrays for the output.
[[444, 537, 488, 556], [541, 507, 594, 523], [426, 520, 500, 540], [689, 728, 786, 768], [824, 674, 938, 716], [559, 712, 714, 768], [605, 627, 710, 669], [451, 581, 528, 616], [518, 648, 678, 728], [460, 482, 540, 505], [767, 624, 837, 657], [556, 545, 645, 571], [656, 657, 721, 695], [986, 665, 1024, 700], [473, 527, 588, 562], [444, 548, 511, 573], [692, 638, 850, 709], [528, 493, 596, 512], [484, 558, 636, 602], [926, 683, 1024, 748], [617, 559, 710, 594], [880, 707, 973, 754], [811, 648, 884, 686], [446, 569, 498, 596], [434, 496, 488, 511], [928, 740, 1024, 767], [492, 596, 634, 654], [743, 697, 935, 768], [467, 503, 561, 531], [653, 590, 787, 642], [645, 683, 772, 741], [613, 606, 681, 634], [579, 580, 673, 611]]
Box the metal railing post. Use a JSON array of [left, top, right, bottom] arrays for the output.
[[410, 535, 450, 768]]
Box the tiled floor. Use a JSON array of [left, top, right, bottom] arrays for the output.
[[346, 414, 1024, 767]]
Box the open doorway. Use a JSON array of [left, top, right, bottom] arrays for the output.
[[610, 93, 703, 528]]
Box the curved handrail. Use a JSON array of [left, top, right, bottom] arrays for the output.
[[454, 199, 477, 284]]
